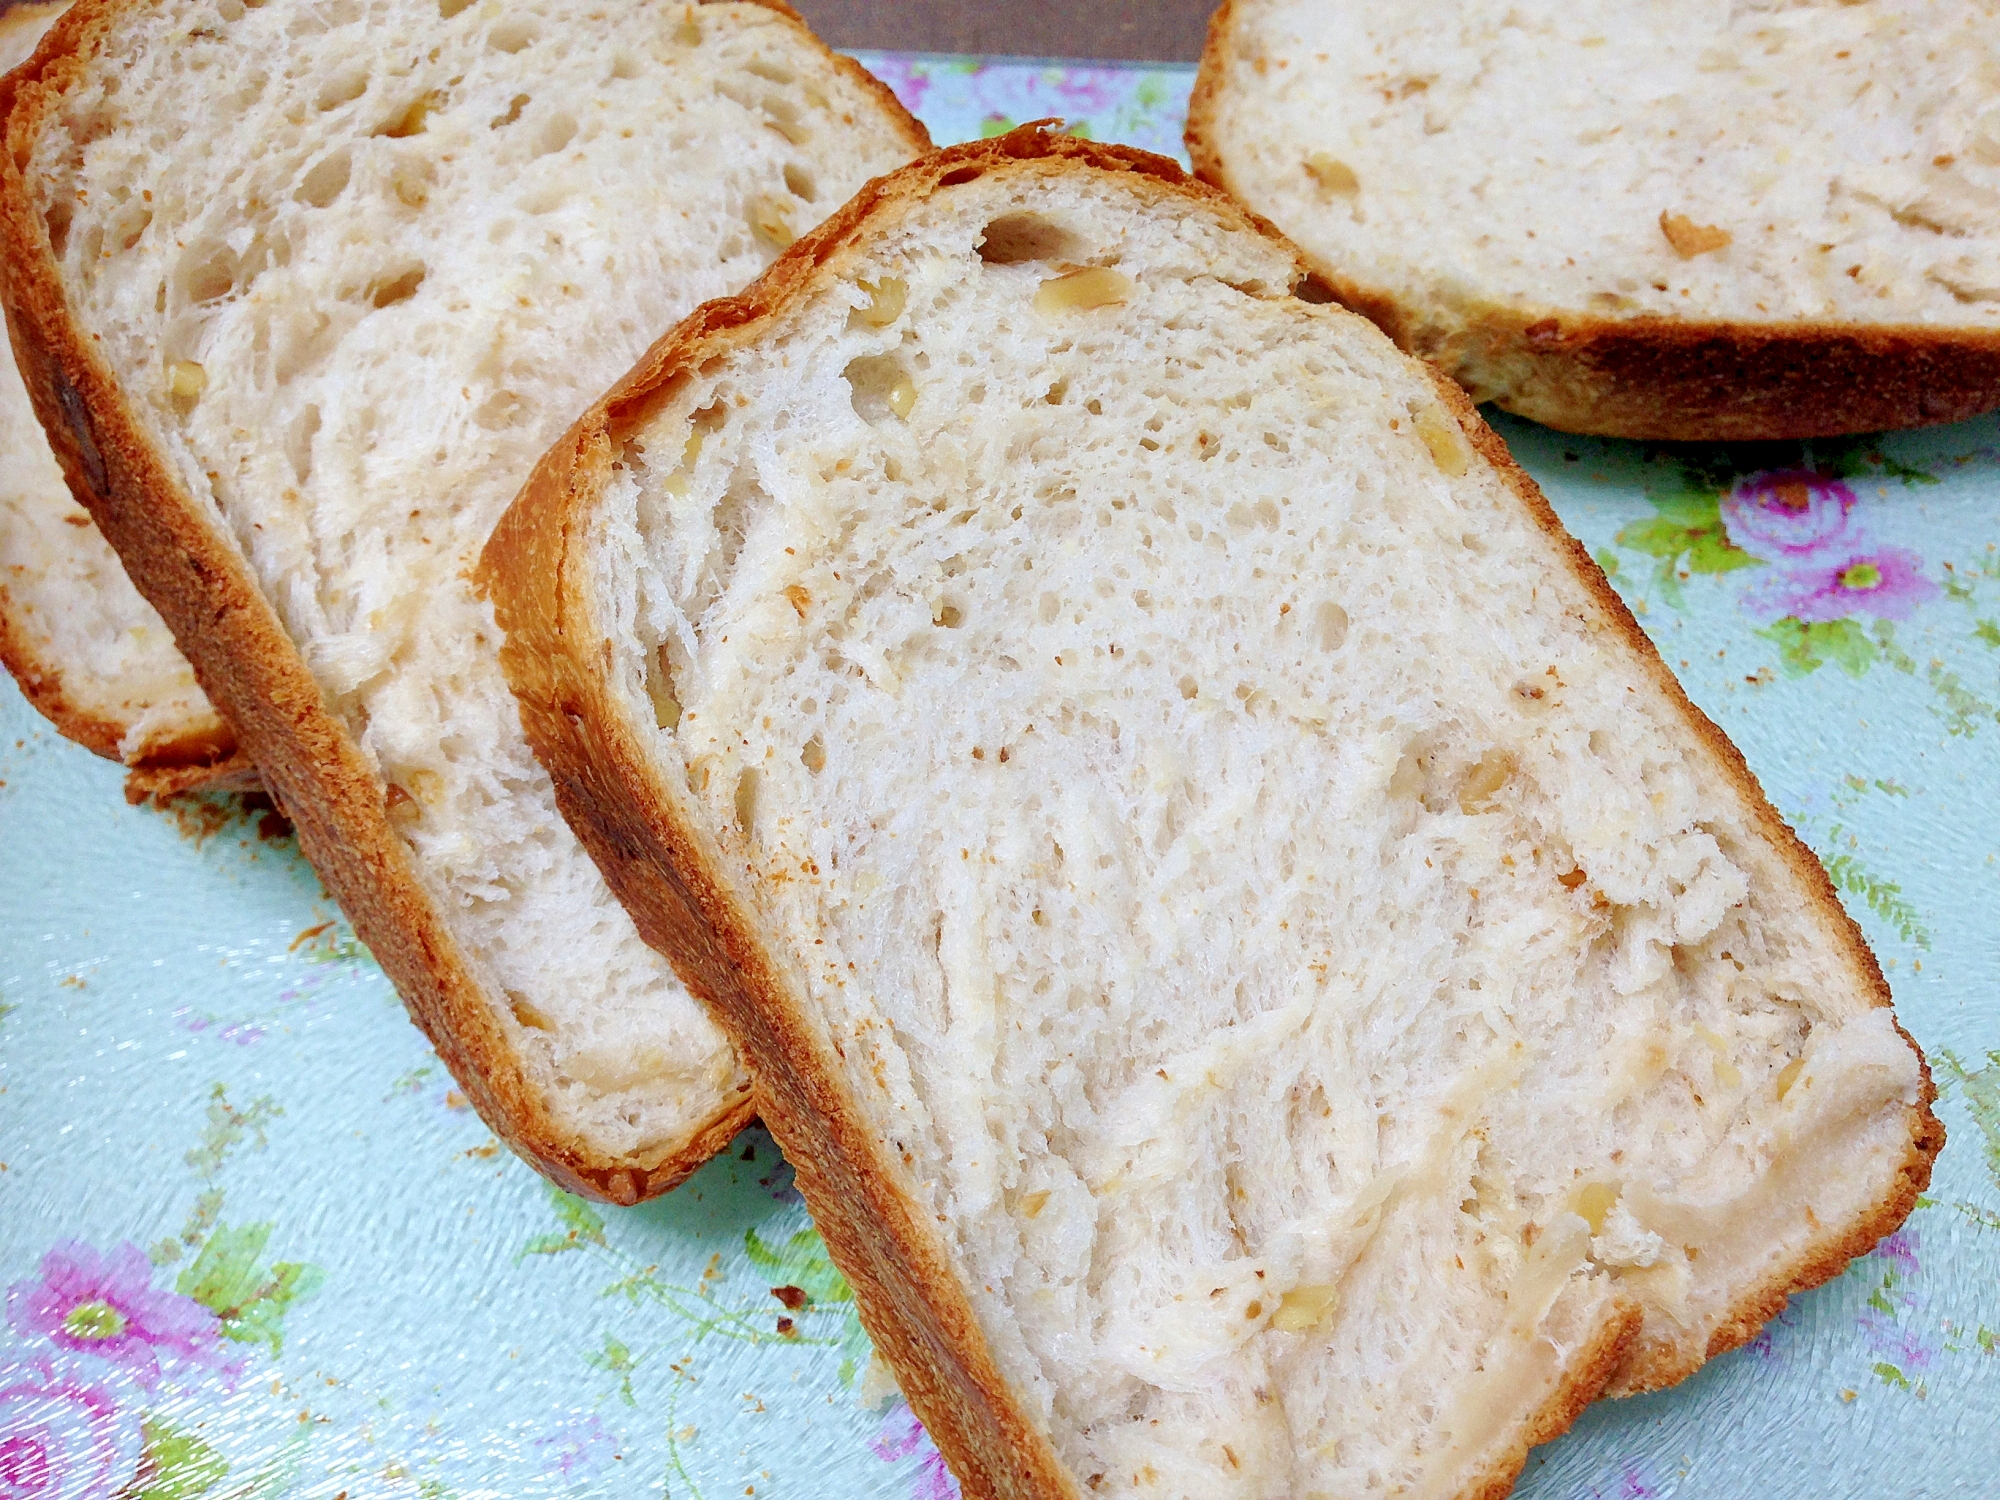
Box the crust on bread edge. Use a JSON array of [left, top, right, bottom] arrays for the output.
[[477, 123, 1937, 1497], [0, 0, 931, 1199], [1184, 0, 2000, 442]]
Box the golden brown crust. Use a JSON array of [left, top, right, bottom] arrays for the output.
[[1459, 1296, 1643, 1500], [1185, 0, 2000, 441], [480, 122, 1822, 1500], [0, 0, 855, 1203]]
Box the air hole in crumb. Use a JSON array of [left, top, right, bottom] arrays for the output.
[[490, 93, 529, 128], [534, 110, 577, 156], [783, 162, 817, 201], [44, 200, 72, 258], [508, 991, 554, 1030], [1294, 274, 1337, 304], [934, 602, 964, 628], [939, 165, 983, 186], [316, 70, 368, 112], [286, 404, 320, 484], [801, 735, 825, 774], [489, 17, 537, 52], [376, 90, 441, 139], [1044, 379, 1068, 405], [734, 768, 760, 836], [1314, 601, 1349, 651], [369, 265, 426, 308], [438, 0, 474, 15], [1178, 676, 1199, 700], [977, 212, 1085, 265], [295, 149, 351, 207], [746, 57, 795, 84], [646, 645, 681, 729], [179, 245, 237, 304], [844, 355, 915, 423], [610, 51, 641, 80], [475, 389, 522, 429]]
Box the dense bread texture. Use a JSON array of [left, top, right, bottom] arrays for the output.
[[483, 129, 1940, 1498], [0, 0, 249, 799], [0, 0, 926, 1198], [1188, 0, 2000, 440]]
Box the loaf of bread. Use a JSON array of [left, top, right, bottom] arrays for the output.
[[484, 128, 1941, 1498], [0, 0, 926, 1199], [1188, 0, 2000, 440], [0, 0, 249, 800]]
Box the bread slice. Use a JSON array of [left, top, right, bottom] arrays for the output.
[[483, 127, 1941, 1498], [0, 0, 251, 801], [1187, 0, 2000, 441], [0, 0, 927, 1199]]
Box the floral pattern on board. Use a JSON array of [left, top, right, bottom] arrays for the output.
[[0, 1358, 143, 1500], [7, 1244, 221, 1389], [872, 1401, 962, 1500]]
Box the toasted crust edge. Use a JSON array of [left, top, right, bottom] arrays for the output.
[[478, 123, 1862, 1499], [0, 0, 924, 1201], [1184, 0, 2000, 441]]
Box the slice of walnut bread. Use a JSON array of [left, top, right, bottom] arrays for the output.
[[0, 0, 250, 800], [0, 0, 927, 1200], [482, 128, 1940, 1498], [1188, 0, 2000, 440]]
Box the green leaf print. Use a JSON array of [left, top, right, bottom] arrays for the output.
[[175, 1222, 324, 1354], [1615, 485, 1760, 610], [1937, 1051, 2000, 1198], [1873, 1360, 1915, 1391], [744, 1226, 854, 1307], [134, 1419, 229, 1500], [1758, 617, 1876, 678], [584, 1334, 643, 1407], [1820, 850, 1930, 949], [517, 1183, 609, 1261]]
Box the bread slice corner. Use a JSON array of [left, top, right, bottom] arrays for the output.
[[489, 123, 1937, 1496]]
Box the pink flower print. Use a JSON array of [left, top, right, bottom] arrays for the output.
[[1858, 1311, 1937, 1371], [0, 1358, 143, 1500], [1720, 470, 1858, 561], [7, 1243, 220, 1390], [1874, 1229, 1920, 1276], [1740, 545, 1938, 624], [534, 1413, 617, 1479], [871, 1401, 961, 1500]]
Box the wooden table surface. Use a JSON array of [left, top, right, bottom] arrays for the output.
[[787, 0, 1217, 61]]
